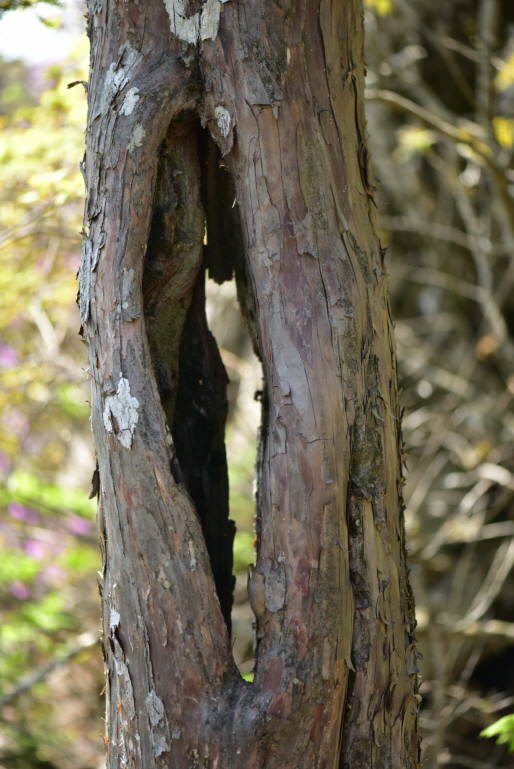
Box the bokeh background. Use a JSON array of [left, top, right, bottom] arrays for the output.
[[1, 1, 514, 767]]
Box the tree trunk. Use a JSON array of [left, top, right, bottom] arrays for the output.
[[81, 0, 420, 766]]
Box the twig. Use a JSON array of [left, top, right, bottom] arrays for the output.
[[450, 537, 514, 629], [476, 0, 499, 127], [381, 214, 476, 251], [366, 87, 514, 242], [0, 632, 98, 709]]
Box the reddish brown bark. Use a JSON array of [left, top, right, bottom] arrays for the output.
[[82, 0, 420, 766]]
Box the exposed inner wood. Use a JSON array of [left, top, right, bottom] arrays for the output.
[[143, 117, 239, 633]]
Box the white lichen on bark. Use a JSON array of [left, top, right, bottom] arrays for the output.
[[214, 105, 231, 138], [78, 238, 93, 324], [164, 0, 199, 44], [101, 63, 128, 114], [163, 0, 223, 44], [199, 0, 221, 40], [146, 691, 166, 727], [100, 43, 142, 116], [264, 566, 286, 612], [120, 87, 140, 116], [127, 124, 146, 152], [109, 608, 121, 632], [91, 230, 106, 271], [103, 377, 140, 449], [146, 690, 172, 757], [188, 540, 197, 571]]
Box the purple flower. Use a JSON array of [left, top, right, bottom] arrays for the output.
[[10, 581, 29, 600], [9, 502, 26, 520], [67, 515, 92, 536], [0, 344, 18, 369], [8, 502, 39, 524], [25, 538, 47, 560], [38, 564, 67, 586]]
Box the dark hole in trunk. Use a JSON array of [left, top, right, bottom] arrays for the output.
[[143, 117, 261, 637], [172, 267, 236, 633]]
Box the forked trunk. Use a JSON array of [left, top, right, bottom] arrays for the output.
[[81, 0, 420, 766]]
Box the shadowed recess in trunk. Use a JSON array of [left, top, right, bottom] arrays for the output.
[[142, 116, 260, 636]]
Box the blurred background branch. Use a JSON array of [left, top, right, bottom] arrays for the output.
[[365, 1, 514, 766]]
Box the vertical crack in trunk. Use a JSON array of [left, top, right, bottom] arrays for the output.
[[172, 268, 235, 633], [142, 113, 204, 427], [142, 120, 260, 636], [198, 127, 260, 357], [195, 127, 263, 637], [142, 115, 236, 632]]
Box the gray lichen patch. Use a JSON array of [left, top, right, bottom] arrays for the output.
[[163, 0, 223, 45], [146, 690, 166, 727], [145, 690, 172, 757], [78, 238, 93, 324], [128, 124, 146, 153], [101, 64, 128, 115], [164, 0, 199, 44], [199, 0, 221, 40], [109, 608, 121, 632], [120, 88, 140, 116], [264, 562, 286, 612], [121, 268, 141, 320], [100, 43, 142, 117], [214, 105, 231, 138], [103, 377, 140, 449], [92, 230, 106, 271], [187, 540, 198, 572], [113, 638, 136, 721]]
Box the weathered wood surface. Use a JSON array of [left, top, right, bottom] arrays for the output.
[[82, 0, 420, 766]]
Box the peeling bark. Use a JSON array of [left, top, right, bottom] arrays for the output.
[[83, 0, 420, 767]]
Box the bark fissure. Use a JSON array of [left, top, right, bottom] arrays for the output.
[[172, 267, 235, 632], [142, 116, 237, 632], [83, 0, 420, 766]]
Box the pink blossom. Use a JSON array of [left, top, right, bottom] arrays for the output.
[[25, 538, 47, 559], [8, 502, 39, 524], [10, 581, 29, 600], [38, 564, 67, 585], [0, 344, 18, 369], [67, 514, 92, 536]]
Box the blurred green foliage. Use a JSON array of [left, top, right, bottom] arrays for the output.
[[0, 38, 104, 769], [481, 714, 514, 752], [227, 429, 257, 572], [0, 1, 61, 14]]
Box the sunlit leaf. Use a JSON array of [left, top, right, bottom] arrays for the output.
[[493, 117, 514, 148], [480, 715, 514, 752], [365, 0, 393, 15]]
